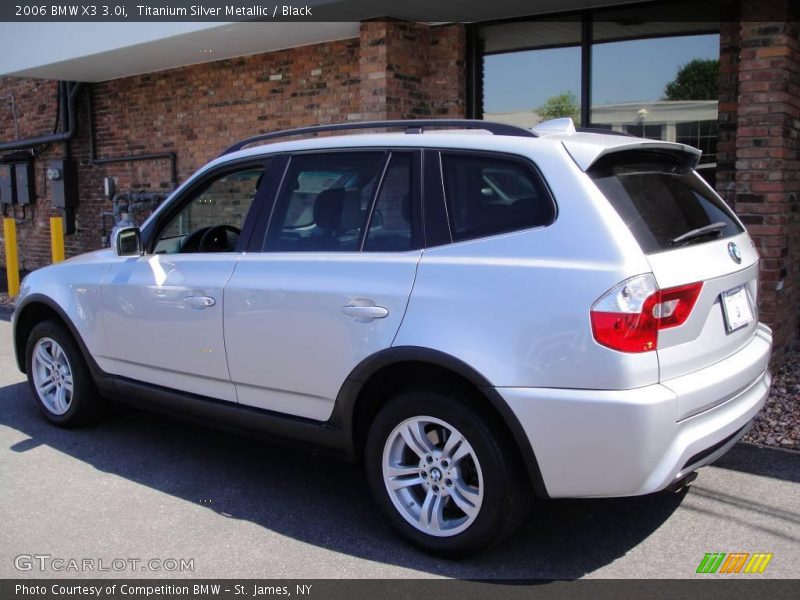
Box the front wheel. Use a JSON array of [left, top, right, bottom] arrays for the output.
[[365, 391, 531, 556], [25, 320, 104, 427]]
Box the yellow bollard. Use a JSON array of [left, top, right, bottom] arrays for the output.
[[3, 217, 20, 298], [50, 216, 65, 264]]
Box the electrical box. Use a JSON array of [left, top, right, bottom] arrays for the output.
[[13, 162, 34, 205], [0, 164, 14, 205], [49, 159, 78, 208]]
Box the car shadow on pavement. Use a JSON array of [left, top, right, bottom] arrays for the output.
[[711, 442, 800, 485], [1, 382, 686, 579]]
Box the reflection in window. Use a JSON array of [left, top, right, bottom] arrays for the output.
[[365, 154, 414, 252], [441, 153, 554, 242], [481, 20, 582, 129], [265, 152, 383, 252], [676, 120, 718, 163], [155, 167, 264, 254], [623, 123, 664, 140], [478, 18, 721, 185], [591, 34, 720, 184]]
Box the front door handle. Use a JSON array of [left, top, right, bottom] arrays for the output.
[[184, 295, 216, 309], [342, 299, 389, 322]]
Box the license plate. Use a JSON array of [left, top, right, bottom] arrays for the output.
[[721, 285, 753, 332]]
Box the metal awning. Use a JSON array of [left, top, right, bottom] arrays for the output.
[[0, 0, 658, 82]]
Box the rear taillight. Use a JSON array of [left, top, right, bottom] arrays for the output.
[[590, 274, 703, 353]]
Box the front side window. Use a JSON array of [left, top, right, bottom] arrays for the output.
[[364, 153, 415, 252], [264, 152, 384, 252], [155, 166, 265, 254], [440, 153, 555, 242]]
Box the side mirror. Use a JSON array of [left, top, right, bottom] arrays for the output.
[[114, 227, 143, 256]]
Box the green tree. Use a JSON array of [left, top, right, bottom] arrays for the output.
[[537, 91, 580, 123], [664, 59, 719, 101]]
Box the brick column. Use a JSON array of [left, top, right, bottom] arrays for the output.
[[357, 21, 466, 121], [732, 14, 800, 359], [715, 20, 740, 209]]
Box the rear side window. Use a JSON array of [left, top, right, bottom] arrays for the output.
[[440, 153, 555, 242], [589, 153, 744, 254], [364, 153, 415, 252]]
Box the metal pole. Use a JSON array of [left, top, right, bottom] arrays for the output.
[[50, 216, 65, 263], [580, 13, 592, 128], [3, 218, 20, 297]]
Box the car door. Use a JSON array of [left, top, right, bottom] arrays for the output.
[[223, 149, 422, 420], [99, 160, 271, 402]]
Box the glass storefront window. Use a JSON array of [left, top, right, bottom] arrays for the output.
[[478, 16, 720, 184], [480, 20, 582, 129], [591, 33, 719, 183], [483, 47, 582, 128]]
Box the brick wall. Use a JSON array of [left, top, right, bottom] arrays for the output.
[[0, 22, 466, 270], [720, 12, 800, 360], [358, 21, 465, 120], [716, 20, 740, 209], [0, 78, 61, 266]]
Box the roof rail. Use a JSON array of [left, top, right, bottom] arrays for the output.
[[221, 119, 537, 156]]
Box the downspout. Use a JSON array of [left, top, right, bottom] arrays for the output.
[[0, 81, 82, 152]]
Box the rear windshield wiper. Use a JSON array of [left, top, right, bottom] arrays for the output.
[[670, 222, 728, 246]]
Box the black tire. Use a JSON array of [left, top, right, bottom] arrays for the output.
[[25, 319, 104, 427], [365, 390, 531, 556]]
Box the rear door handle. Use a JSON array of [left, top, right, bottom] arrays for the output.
[[184, 295, 216, 309], [341, 300, 389, 322]]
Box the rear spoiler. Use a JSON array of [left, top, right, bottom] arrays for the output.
[[563, 139, 702, 172], [531, 118, 702, 172]]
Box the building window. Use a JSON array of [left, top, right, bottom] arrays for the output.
[[623, 123, 664, 140], [476, 9, 721, 185], [591, 31, 719, 184], [676, 120, 718, 163], [481, 20, 582, 129]]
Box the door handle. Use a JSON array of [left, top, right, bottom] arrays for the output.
[[342, 300, 389, 322], [184, 295, 216, 309]]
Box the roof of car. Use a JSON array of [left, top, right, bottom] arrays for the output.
[[213, 118, 701, 174]]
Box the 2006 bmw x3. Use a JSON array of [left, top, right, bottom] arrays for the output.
[[13, 118, 772, 555]]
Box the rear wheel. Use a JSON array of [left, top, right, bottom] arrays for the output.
[[365, 390, 531, 556], [25, 320, 104, 427]]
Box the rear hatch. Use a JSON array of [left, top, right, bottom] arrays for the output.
[[586, 149, 763, 419]]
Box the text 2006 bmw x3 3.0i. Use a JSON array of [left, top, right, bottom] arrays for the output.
[[13, 118, 772, 555]]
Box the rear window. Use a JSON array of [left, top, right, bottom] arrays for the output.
[[589, 153, 744, 254]]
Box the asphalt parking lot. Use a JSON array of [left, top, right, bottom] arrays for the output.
[[1, 314, 798, 579]]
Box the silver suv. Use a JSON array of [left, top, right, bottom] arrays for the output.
[[13, 118, 772, 555]]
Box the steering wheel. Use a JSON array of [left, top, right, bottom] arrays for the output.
[[198, 225, 241, 252]]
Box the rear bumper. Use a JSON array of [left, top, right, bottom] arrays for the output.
[[499, 324, 772, 498]]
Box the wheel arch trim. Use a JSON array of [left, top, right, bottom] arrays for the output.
[[330, 346, 550, 498], [13, 294, 105, 382]]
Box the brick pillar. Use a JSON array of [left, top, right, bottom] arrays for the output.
[[715, 20, 740, 209], [357, 21, 466, 121], [732, 13, 800, 359]]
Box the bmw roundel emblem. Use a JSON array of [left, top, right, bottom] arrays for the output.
[[728, 242, 742, 264]]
